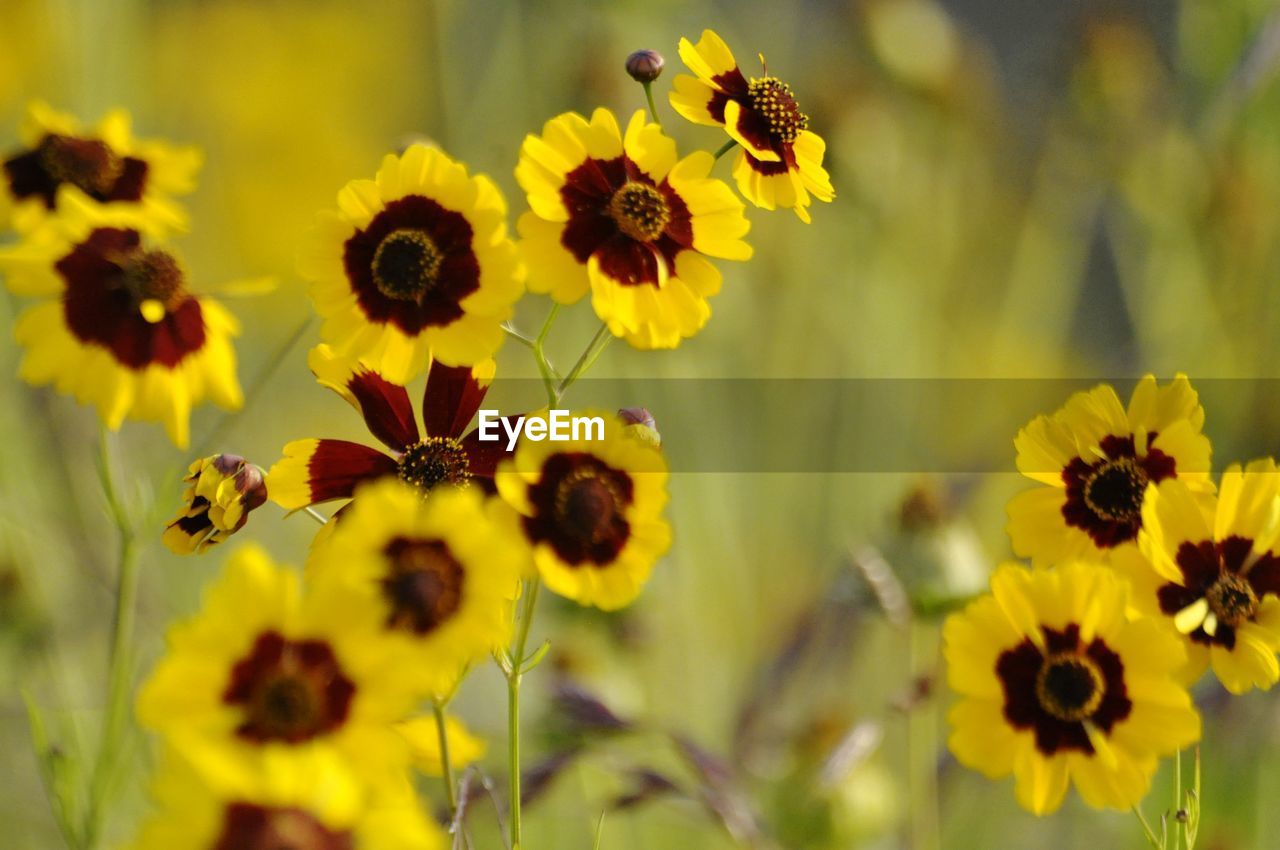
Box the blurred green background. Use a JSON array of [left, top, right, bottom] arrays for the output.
[[5, 0, 1280, 848]]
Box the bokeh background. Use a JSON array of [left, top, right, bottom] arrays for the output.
[[4, 0, 1280, 847]]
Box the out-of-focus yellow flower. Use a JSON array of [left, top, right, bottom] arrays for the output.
[[0, 100, 200, 234], [398, 713, 487, 777], [1114, 460, 1280, 694], [670, 30, 834, 222], [0, 200, 242, 448], [128, 748, 442, 850], [136, 545, 420, 783], [496, 409, 671, 610], [299, 143, 524, 384], [306, 479, 522, 697], [516, 108, 751, 350], [944, 561, 1200, 815], [163, 455, 268, 555], [1007, 375, 1212, 566]]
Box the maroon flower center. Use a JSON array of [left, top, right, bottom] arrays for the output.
[[747, 76, 808, 144], [397, 437, 471, 492], [1081, 456, 1148, 524], [608, 182, 670, 242], [524, 453, 634, 567], [1035, 653, 1105, 722], [556, 469, 621, 544], [380, 537, 465, 635], [371, 228, 442, 301], [37, 134, 124, 196], [213, 803, 353, 850], [121, 249, 187, 309], [223, 632, 355, 744], [1206, 573, 1258, 627], [1061, 434, 1175, 549]]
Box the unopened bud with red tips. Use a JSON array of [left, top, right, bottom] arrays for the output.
[[626, 49, 665, 84], [618, 407, 660, 448], [163, 454, 268, 555]]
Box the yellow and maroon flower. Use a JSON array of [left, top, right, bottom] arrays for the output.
[[0, 201, 242, 448], [268, 345, 508, 512], [1, 100, 200, 234], [669, 30, 834, 223], [299, 143, 524, 384], [164, 454, 268, 555], [516, 108, 751, 349]]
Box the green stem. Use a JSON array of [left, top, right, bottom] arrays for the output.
[[1133, 805, 1162, 849], [556, 322, 612, 401], [712, 139, 738, 161], [433, 699, 458, 817], [502, 323, 538, 350], [641, 81, 663, 128], [507, 578, 543, 850], [1175, 749, 1183, 850], [532, 305, 561, 406]]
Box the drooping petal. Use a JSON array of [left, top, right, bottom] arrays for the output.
[[268, 438, 397, 510], [309, 344, 419, 450]]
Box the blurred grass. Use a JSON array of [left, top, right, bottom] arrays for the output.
[[6, 0, 1280, 848]]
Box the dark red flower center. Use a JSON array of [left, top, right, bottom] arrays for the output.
[[525, 453, 634, 566], [1061, 434, 1175, 549], [223, 631, 355, 744], [747, 76, 808, 144], [608, 182, 670, 242], [1207, 573, 1258, 627], [213, 803, 353, 850], [121, 249, 187, 309], [397, 437, 471, 491], [1081, 456, 1148, 523], [371, 228, 442, 301], [556, 469, 622, 544], [380, 537, 465, 635], [38, 134, 124, 196], [1035, 653, 1105, 722], [1156, 536, 1280, 649]]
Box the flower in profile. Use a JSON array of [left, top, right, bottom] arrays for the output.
[[129, 749, 442, 850], [299, 143, 524, 384], [1113, 460, 1280, 694], [0, 201, 242, 447], [269, 345, 508, 512], [136, 545, 420, 780], [163, 454, 267, 555], [1, 100, 200, 234], [669, 30, 834, 222], [496, 409, 672, 610], [944, 561, 1200, 815], [515, 108, 751, 349], [1007, 375, 1212, 566], [306, 479, 523, 696], [398, 712, 487, 777]]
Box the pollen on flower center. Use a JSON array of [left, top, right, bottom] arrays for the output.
[[555, 468, 621, 544], [747, 76, 809, 144], [37, 133, 124, 196], [380, 537, 465, 635], [371, 228, 442, 301], [397, 437, 471, 492], [121, 249, 187, 308], [608, 181, 670, 242], [1083, 456, 1149, 523], [1035, 652, 1105, 722], [1206, 572, 1258, 627], [251, 675, 318, 736]]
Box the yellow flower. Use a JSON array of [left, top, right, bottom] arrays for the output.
[[163, 454, 268, 555], [1007, 375, 1212, 566], [515, 107, 751, 350], [496, 409, 671, 610], [128, 748, 442, 850], [136, 545, 420, 782], [306, 479, 523, 696], [944, 561, 1200, 815], [299, 143, 524, 384], [1113, 460, 1280, 694], [669, 30, 834, 222], [0, 200, 242, 447], [0, 100, 200, 234], [398, 713, 487, 776]]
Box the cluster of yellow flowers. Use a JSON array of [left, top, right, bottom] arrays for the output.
[[0, 27, 833, 850], [946, 375, 1280, 817]]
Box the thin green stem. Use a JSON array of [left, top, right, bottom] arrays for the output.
[[433, 699, 458, 817], [641, 81, 662, 128], [712, 139, 738, 161], [556, 322, 612, 401], [506, 578, 542, 850], [532, 305, 561, 406], [502, 323, 538, 350], [1133, 805, 1162, 848]]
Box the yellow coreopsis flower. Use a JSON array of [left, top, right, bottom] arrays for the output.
[[299, 143, 525, 384], [1007, 375, 1212, 566], [0, 200, 242, 447], [496, 409, 672, 610], [944, 561, 1200, 814], [516, 107, 752, 350], [1114, 460, 1280, 694], [1, 100, 200, 234], [670, 29, 834, 222]]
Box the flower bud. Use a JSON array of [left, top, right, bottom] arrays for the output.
[[618, 407, 660, 448], [625, 49, 665, 83], [163, 454, 268, 555]]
